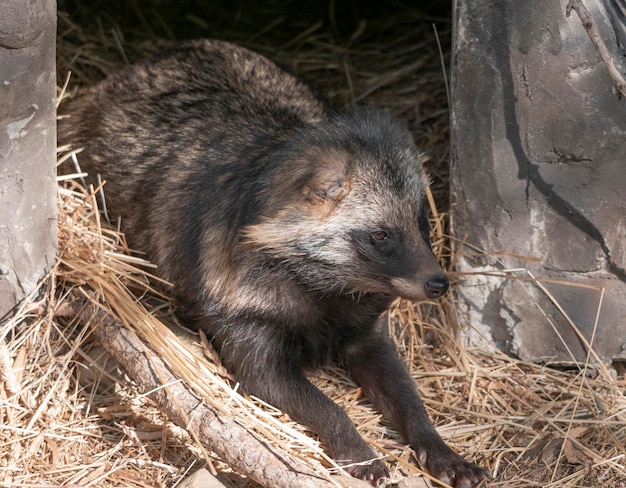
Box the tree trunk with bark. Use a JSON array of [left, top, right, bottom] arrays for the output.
[[450, 0, 626, 367], [0, 0, 57, 321]]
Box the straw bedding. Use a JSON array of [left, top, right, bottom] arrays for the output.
[[1, 2, 625, 487]]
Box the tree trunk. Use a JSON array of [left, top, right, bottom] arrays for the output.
[[0, 0, 57, 321], [450, 0, 626, 367]]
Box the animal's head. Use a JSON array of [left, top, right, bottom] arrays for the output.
[[244, 109, 449, 301]]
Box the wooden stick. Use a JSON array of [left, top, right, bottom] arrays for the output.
[[70, 295, 336, 488], [566, 0, 626, 98]]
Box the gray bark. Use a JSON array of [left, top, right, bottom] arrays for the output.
[[450, 0, 626, 365], [0, 0, 57, 321]]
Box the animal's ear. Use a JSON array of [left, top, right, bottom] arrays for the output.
[[304, 148, 351, 205]]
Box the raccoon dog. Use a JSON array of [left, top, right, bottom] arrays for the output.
[[58, 40, 487, 487]]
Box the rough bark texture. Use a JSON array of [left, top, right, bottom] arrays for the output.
[[0, 0, 57, 321], [450, 0, 626, 365], [74, 298, 336, 488]]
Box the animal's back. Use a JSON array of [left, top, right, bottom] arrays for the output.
[[58, 40, 328, 290]]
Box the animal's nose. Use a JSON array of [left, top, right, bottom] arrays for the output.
[[424, 276, 449, 299]]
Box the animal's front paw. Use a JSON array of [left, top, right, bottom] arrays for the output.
[[342, 457, 390, 487], [414, 441, 489, 488]]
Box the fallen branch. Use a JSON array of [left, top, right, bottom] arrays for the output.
[[68, 294, 336, 488], [566, 0, 626, 98]]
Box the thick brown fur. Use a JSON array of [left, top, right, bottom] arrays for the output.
[[58, 40, 487, 487]]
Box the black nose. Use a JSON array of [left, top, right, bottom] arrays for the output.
[[424, 276, 450, 299]]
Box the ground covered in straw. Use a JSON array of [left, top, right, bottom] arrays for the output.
[[1, 1, 625, 487]]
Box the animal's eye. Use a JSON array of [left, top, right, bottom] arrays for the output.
[[371, 230, 388, 241]]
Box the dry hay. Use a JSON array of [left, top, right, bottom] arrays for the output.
[[1, 3, 625, 487]]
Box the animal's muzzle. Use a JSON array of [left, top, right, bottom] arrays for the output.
[[424, 276, 450, 299]]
